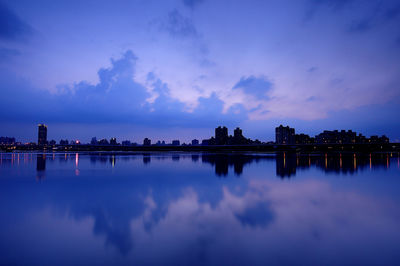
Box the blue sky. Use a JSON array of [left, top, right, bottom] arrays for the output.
[[1, 0, 400, 143]]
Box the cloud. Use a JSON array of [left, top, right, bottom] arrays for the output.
[[0, 50, 247, 128], [343, 1, 400, 33], [0, 2, 32, 41], [348, 18, 373, 33], [308, 67, 318, 73], [183, 0, 204, 9], [235, 201, 274, 228], [161, 9, 198, 39], [233, 76, 273, 100]]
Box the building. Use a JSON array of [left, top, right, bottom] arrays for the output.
[[143, 138, 151, 146], [315, 130, 356, 144], [369, 135, 389, 144], [59, 139, 69, 145], [110, 138, 117, 145], [121, 140, 131, 146], [91, 137, 97, 145], [0, 137, 16, 145], [295, 133, 313, 144], [191, 139, 199, 145], [38, 124, 48, 145], [233, 127, 248, 145], [172, 140, 180, 146], [275, 125, 295, 144], [98, 138, 109, 145], [215, 126, 228, 145]]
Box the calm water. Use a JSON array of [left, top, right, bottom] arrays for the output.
[[0, 152, 400, 266]]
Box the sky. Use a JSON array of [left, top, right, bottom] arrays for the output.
[[1, 0, 400, 143]]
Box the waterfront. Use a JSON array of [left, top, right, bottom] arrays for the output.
[[0, 152, 400, 265]]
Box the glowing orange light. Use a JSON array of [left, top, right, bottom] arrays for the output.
[[369, 153, 372, 170]]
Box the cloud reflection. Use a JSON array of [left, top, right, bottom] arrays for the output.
[[0, 153, 399, 265]]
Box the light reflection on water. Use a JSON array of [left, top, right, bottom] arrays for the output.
[[0, 152, 399, 266]]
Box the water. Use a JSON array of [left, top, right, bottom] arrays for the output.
[[0, 152, 400, 266]]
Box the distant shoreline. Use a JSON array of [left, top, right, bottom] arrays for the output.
[[1, 143, 400, 153]]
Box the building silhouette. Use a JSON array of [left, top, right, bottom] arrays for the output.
[[143, 138, 151, 146], [121, 140, 131, 146], [233, 127, 249, 144], [315, 130, 356, 144], [172, 140, 180, 146], [275, 125, 295, 144], [215, 126, 228, 145], [295, 133, 313, 144], [38, 124, 47, 145], [0, 137, 15, 145], [110, 138, 117, 145], [98, 138, 109, 145]]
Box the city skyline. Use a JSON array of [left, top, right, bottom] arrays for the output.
[[1, 0, 400, 142], [0, 123, 391, 146]]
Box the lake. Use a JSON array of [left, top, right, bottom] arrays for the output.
[[0, 152, 400, 265]]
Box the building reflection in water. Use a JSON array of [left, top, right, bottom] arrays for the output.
[[275, 152, 394, 178], [36, 154, 46, 180], [201, 154, 273, 177], [3, 151, 396, 179]]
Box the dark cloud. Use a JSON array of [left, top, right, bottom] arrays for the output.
[[345, 1, 400, 33], [183, 0, 204, 9], [0, 2, 32, 41], [308, 66, 318, 73], [0, 50, 247, 128], [154, 9, 215, 68], [233, 76, 273, 100], [235, 202, 274, 228], [306, 96, 317, 102], [161, 9, 198, 38], [348, 18, 373, 33]]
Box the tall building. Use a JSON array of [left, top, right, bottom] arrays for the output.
[[38, 124, 47, 145], [233, 127, 248, 144], [110, 138, 117, 145], [275, 125, 295, 144], [172, 140, 180, 146], [91, 137, 97, 145], [143, 138, 151, 146], [191, 139, 199, 145], [215, 126, 228, 145]]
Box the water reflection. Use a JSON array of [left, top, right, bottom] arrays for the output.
[[0, 152, 400, 265], [2, 152, 398, 178], [36, 154, 46, 180]]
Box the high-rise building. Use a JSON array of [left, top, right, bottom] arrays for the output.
[[91, 137, 98, 145], [233, 127, 248, 144], [275, 125, 295, 144], [110, 138, 117, 145], [191, 139, 199, 145], [143, 138, 151, 146], [38, 124, 47, 145], [172, 140, 180, 146], [215, 126, 228, 145]]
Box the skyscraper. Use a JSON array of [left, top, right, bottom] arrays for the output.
[[143, 138, 151, 146], [38, 124, 47, 145], [275, 125, 295, 144], [215, 126, 228, 145]]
